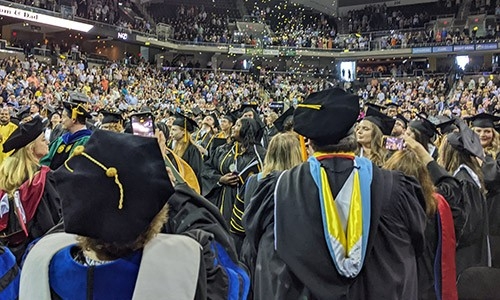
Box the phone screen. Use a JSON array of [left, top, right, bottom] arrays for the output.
[[385, 137, 404, 151], [131, 114, 155, 137]]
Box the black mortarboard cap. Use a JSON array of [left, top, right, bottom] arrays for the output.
[[241, 103, 259, 113], [101, 111, 124, 124], [409, 114, 438, 139], [447, 120, 485, 160], [3, 117, 46, 153], [210, 138, 227, 153], [31, 102, 43, 111], [53, 130, 175, 243], [365, 102, 387, 112], [274, 107, 295, 132], [386, 102, 399, 108], [364, 107, 396, 136], [46, 106, 56, 116], [173, 112, 198, 133], [210, 113, 220, 130], [436, 117, 458, 135], [394, 114, 409, 127], [63, 101, 91, 119], [17, 107, 31, 120], [68, 91, 90, 105], [465, 113, 500, 128], [294, 88, 359, 145], [221, 110, 238, 124], [192, 106, 203, 117]]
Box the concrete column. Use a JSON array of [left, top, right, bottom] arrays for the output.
[[428, 56, 437, 72]]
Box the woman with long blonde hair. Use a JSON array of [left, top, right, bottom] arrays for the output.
[[260, 132, 303, 178], [467, 113, 500, 267], [0, 118, 61, 262], [437, 121, 491, 277], [239, 132, 303, 269], [239, 132, 302, 213]]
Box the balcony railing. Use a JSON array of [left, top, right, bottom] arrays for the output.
[[1, 0, 499, 56]]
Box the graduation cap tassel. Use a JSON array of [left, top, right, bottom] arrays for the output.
[[299, 135, 308, 162], [71, 104, 85, 119], [64, 146, 125, 209]]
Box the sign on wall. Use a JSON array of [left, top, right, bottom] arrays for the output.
[[0, 5, 93, 32]]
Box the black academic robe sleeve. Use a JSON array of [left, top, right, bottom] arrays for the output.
[[240, 172, 281, 299], [182, 143, 203, 185], [482, 154, 500, 194], [164, 183, 241, 300], [427, 160, 467, 241], [453, 170, 490, 276], [29, 172, 63, 239], [482, 154, 500, 267]]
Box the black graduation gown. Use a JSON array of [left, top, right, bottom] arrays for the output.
[[181, 143, 203, 185], [193, 129, 214, 151], [263, 126, 278, 149], [0, 169, 62, 263], [453, 168, 491, 276], [201, 143, 265, 225], [242, 158, 427, 300], [49, 124, 65, 143], [482, 153, 500, 267]]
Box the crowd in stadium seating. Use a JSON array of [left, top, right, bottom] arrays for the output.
[[344, 4, 430, 33], [0, 55, 333, 119], [157, 5, 230, 43], [471, 0, 498, 14], [0, 53, 498, 123]]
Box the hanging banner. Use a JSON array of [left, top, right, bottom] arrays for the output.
[[0, 5, 93, 32]]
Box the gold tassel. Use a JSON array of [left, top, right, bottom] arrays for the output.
[[299, 135, 308, 162], [184, 118, 188, 143], [63, 146, 125, 209]]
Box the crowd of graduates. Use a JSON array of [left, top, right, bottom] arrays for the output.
[[0, 53, 499, 298]]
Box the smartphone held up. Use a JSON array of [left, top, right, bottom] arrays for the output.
[[131, 113, 155, 137], [384, 137, 405, 151]]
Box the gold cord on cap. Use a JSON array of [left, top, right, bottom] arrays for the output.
[[297, 104, 322, 110], [71, 104, 86, 119], [183, 117, 188, 143], [64, 146, 125, 209], [299, 135, 308, 162]]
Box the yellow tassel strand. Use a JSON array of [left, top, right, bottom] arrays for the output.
[[297, 104, 322, 110], [63, 145, 125, 209]]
